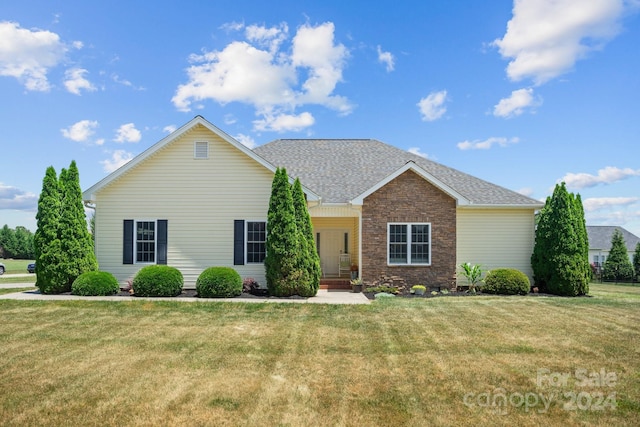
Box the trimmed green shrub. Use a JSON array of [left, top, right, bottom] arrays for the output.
[[132, 265, 183, 297], [196, 267, 242, 298], [72, 271, 119, 296], [482, 269, 530, 295]]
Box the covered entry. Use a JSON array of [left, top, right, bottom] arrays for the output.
[[309, 209, 360, 280]]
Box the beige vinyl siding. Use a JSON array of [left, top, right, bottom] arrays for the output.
[[94, 124, 273, 288], [456, 208, 536, 284]]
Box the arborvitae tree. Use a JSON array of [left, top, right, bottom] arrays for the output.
[[602, 229, 634, 282], [59, 160, 98, 287], [292, 178, 320, 296], [633, 242, 640, 281], [531, 183, 589, 296], [572, 194, 590, 295], [531, 199, 552, 292], [34, 167, 67, 293], [264, 168, 302, 296]]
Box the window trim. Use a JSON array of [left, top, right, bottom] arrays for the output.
[[245, 220, 267, 264], [134, 219, 157, 264], [387, 222, 431, 266]]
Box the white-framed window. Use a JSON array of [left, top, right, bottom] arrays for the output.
[[246, 221, 266, 263], [387, 223, 431, 265], [194, 141, 209, 159], [135, 220, 156, 263]]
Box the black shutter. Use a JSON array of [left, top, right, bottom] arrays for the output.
[[234, 220, 245, 265], [123, 220, 134, 264], [157, 220, 168, 265]]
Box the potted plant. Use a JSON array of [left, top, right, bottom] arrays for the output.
[[350, 278, 363, 293], [411, 284, 426, 295], [350, 263, 359, 280]]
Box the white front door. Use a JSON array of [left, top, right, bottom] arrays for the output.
[[317, 229, 348, 277]]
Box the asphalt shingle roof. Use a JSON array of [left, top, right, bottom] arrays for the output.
[[253, 139, 542, 206], [586, 226, 640, 251]]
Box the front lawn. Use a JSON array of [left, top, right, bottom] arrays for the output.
[[0, 283, 638, 426]]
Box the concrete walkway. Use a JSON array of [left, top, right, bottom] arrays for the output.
[[0, 288, 370, 305]]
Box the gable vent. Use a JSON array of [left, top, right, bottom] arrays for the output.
[[194, 141, 209, 159]]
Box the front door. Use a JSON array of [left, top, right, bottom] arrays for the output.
[[317, 229, 348, 277]]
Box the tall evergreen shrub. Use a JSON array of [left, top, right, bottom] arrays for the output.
[[59, 161, 98, 287], [34, 162, 97, 294], [292, 178, 320, 296], [633, 242, 640, 281], [531, 183, 589, 296], [602, 229, 634, 281], [264, 168, 303, 296], [34, 167, 67, 293]]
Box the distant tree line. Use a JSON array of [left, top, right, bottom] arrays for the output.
[[0, 225, 35, 259]]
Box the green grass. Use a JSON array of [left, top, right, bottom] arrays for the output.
[[0, 259, 34, 275], [0, 283, 638, 426], [0, 275, 36, 285]]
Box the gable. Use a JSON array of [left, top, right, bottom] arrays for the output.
[[352, 161, 467, 206], [83, 116, 319, 202]]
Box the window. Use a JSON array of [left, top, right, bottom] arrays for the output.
[[388, 223, 431, 265], [246, 221, 266, 263], [136, 221, 156, 263], [123, 219, 167, 265]]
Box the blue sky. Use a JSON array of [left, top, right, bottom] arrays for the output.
[[1, 0, 639, 237]]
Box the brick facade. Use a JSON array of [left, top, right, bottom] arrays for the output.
[[361, 170, 456, 287]]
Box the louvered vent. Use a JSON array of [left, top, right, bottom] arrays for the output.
[[194, 141, 209, 159]]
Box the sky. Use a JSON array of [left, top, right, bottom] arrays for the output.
[[1, 0, 639, 238]]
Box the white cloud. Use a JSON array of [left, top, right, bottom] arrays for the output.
[[517, 187, 535, 197], [64, 68, 96, 95], [114, 123, 142, 143], [0, 21, 68, 91], [457, 136, 519, 150], [163, 125, 177, 134], [417, 90, 448, 121], [100, 150, 134, 173], [234, 133, 257, 149], [245, 22, 288, 52], [253, 112, 315, 132], [583, 197, 640, 212], [112, 74, 145, 90], [493, 88, 540, 118], [408, 147, 428, 158], [61, 120, 99, 142], [493, 0, 634, 84], [172, 21, 352, 132], [562, 166, 640, 189], [0, 182, 38, 210], [377, 45, 395, 72]]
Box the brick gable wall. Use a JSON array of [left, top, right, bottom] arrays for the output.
[[361, 170, 456, 287]]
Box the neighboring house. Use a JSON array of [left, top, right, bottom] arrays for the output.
[[587, 226, 640, 270], [83, 116, 543, 289]]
